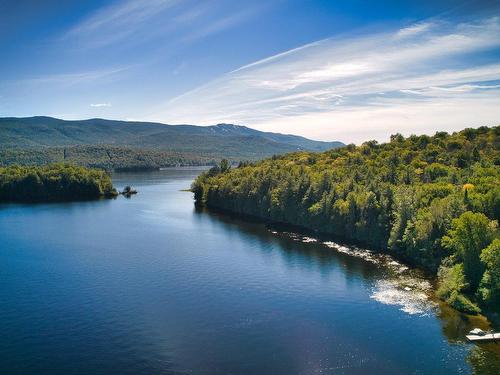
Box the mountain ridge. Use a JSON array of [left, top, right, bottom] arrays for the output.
[[0, 116, 343, 151], [0, 116, 344, 170]]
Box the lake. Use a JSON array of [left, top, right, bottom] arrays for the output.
[[1, 168, 499, 374]]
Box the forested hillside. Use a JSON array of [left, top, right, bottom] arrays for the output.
[[0, 146, 215, 171], [193, 126, 500, 313], [0, 164, 116, 202], [0, 117, 343, 170]]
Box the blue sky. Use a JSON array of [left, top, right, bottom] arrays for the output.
[[1, 0, 499, 142]]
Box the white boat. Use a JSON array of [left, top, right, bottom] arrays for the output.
[[466, 328, 500, 343]]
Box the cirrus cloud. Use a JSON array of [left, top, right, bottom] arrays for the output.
[[150, 17, 500, 143]]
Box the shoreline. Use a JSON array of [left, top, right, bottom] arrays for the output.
[[199, 203, 500, 329]]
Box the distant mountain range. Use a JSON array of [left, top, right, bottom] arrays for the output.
[[0, 117, 344, 170]]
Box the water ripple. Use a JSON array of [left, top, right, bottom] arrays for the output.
[[270, 231, 437, 316]]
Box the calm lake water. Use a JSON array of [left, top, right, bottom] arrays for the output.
[[1, 168, 499, 374]]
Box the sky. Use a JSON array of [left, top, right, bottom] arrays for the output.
[[1, 0, 500, 143]]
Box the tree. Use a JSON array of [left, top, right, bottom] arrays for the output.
[[388, 186, 416, 251], [437, 262, 480, 314], [479, 239, 500, 306], [220, 159, 231, 173], [442, 212, 497, 291]]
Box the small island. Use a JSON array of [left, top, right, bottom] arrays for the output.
[[120, 185, 138, 197], [0, 164, 117, 202]]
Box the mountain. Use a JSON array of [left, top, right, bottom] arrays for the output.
[[0, 117, 344, 170]]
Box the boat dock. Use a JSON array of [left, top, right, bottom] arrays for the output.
[[466, 328, 500, 343]]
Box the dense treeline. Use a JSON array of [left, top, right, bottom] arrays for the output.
[[0, 146, 217, 171], [0, 164, 117, 202], [193, 126, 500, 313]]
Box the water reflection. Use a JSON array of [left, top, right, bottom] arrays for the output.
[[195, 204, 500, 373], [436, 302, 500, 373], [194, 207, 382, 280]]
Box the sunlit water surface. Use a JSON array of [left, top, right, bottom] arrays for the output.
[[1, 168, 499, 374]]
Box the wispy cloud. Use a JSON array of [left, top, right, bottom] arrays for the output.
[[16, 67, 129, 87], [66, 0, 181, 43], [396, 22, 434, 38], [180, 3, 268, 43], [90, 103, 111, 108], [64, 0, 265, 49], [150, 17, 500, 142]]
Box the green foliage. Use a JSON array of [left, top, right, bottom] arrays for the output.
[[442, 212, 497, 291], [0, 146, 217, 171], [0, 164, 116, 202], [220, 159, 231, 173], [436, 262, 480, 314], [446, 290, 481, 314], [437, 263, 468, 299], [193, 126, 500, 313], [478, 239, 500, 307]]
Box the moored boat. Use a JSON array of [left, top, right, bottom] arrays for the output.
[[466, 328, 500, 343]]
